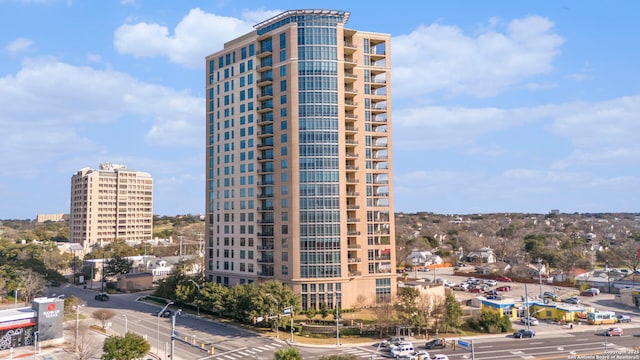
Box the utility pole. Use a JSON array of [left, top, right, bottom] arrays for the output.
[[14, 288, 19, 308], [537, 258, 543, 299]]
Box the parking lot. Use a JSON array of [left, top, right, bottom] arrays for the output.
[[405, 266, 634, 316]]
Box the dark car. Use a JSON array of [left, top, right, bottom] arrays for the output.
[[156, 310, 172, 318], [94, 293, 109, 301], [580, 291, 596, 297], [617, 314, 631, 323], [425, 338, 446, 349], [513, 329, 535, 338]]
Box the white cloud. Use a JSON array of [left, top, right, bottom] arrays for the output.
[[0, 58, 203, 174], [393, 95, 640, 168], [5, 38, 34, 55], [113, 8, 266, 68], [392, 16, 565, 99]]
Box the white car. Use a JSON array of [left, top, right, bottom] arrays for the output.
[[484, 279, 498, 286], [390, 344, 415, 358], [432, 355, 450, 360], [587, 288, 600, 295], [521, 316, 539, 326]]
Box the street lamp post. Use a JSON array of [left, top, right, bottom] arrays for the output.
[[73, 304, 85, 353], [123, 314, 128, 333], [189, 279, 201, 316], [14, 288, 19, 308], [157, 301, 174, 358], [266, 293, 279, 339], [170, 309, 182, 360]]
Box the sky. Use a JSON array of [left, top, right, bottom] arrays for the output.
[[1, 0, 639, 219]]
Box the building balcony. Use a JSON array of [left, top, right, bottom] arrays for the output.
[[257, 92, 273, 101], [256, 49, 272, 58], [257, 129, 274, 137], [348, 271, 362, 277], [257, 232, 274, 237], [347, 243, 361, 249], [257, 141, 274, 150], [344, 100, 357, 109], [348, 257, 362, 263], [257, 105, 273, 113], [345, 126, 357, 133], [257, 257, 274, 264], [257, 77, 273, 86], [347, 204, 360, 209], [347, 231, 361, 236], [257, 271, 274, 277], [346, 191, 359, 197], [344, 112, 357, 121], [345, 153, 358, 160], [347, 218, 360, 223], [257, 206, 274, 212]]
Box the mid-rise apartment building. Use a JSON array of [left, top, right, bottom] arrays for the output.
[[205, 9, 396, 309], [69, 163, 153, 252]]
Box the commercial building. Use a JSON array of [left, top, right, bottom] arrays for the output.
[[70, 163, 153, 253], [0, 297, 65, 351], [205, 9, 396, 309]]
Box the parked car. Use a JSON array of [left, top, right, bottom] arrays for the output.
[[417, 267, 431, 272], [94, 293, 109, 301], [521, 316, 539, 326], [513, 329, 536, 338], [580, 291, 596, 297], [469, 287, 483, 293], [562, 297, 580, 304], [486, 295, 503, 300], [496, 285, 512, 292], [543, 292, 559, 301], [425, 338, 446, 349], [496, 276, 512, 282], [617, 314, 631, 323], [586, 288, 600, 295], [484, 279, 498, 286], [452, 283, 469, 291], [603, 327, 623, 336], [485, 289, 499, 296]]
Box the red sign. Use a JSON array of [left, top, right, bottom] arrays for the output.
[[47, 303, 56, 311]]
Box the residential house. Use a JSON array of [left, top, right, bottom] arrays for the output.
[[465, 247, 496, 264]]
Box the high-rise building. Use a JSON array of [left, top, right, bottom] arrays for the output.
[[205, 9, 396, 309], [69, 163, 153, 252]]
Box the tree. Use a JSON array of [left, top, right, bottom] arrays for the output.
[[92, 309, 116, 329], [16, 268, 46, 303], [72, 322, 101, 360], [397, 287, 425, 333], [102, 333, 150, 360], [371, 301, 396, 338], [440, 294, 463, 332], [104, 255, 133, 277], [274, 347, 302, 360]]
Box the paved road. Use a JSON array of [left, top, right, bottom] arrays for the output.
[[3, 279, 638, 360]]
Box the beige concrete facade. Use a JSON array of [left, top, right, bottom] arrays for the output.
[[205, 10, 396, 309], [69, 163, 153, 252]]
